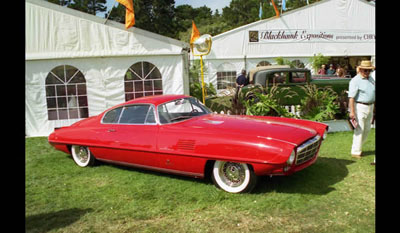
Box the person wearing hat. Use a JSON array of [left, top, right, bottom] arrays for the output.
[[348, 60, 375, 159], [327, 64, 336, 75]]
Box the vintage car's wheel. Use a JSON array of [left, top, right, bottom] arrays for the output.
[[71, 145, 96, 167], [212, 161, 257, 193]]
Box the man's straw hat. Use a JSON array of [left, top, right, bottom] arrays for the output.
[[358, 60, 375, 70]]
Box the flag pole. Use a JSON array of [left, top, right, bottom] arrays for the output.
[[200, 55, 206, 104], [104, 0, 118, 24]]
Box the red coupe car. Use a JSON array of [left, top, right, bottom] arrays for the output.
[[48, 95, 328, 193]]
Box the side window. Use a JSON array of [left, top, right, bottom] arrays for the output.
[[290, 72, 307, 83], [267, 72, 287, 86], [119, 105, 156, 124], [102, 107, 122, 124]]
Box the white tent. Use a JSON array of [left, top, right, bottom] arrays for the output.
[[202, 0, 375, 93], [25, 0, 190, 137]]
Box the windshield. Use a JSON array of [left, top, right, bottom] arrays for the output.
[[157, 97, 212, 124]]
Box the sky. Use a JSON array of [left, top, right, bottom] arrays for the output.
[[100, 0, 232, 17]]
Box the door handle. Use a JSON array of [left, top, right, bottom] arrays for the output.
[[107, 129, 116, 132]]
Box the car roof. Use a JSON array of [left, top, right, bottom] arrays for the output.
[[118, 94, 190, 107], [249, 65, 310, 83]]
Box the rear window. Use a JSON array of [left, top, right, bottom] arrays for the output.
[[290, 72, 307, 83], [102, 107, 122, 124]]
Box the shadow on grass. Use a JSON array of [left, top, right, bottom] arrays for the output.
[[361, 150, 375, 157], [96, 157, 355, 195], [26, 208, 93, 233], [254, 157, 355, 195], [69, 154, 354, 195]]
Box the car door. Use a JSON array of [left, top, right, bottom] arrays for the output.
[[93, 104, 159, 167], [156, 98, 209, 177]]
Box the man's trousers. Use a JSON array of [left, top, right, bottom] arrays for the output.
[[351, 103, 374, 156]]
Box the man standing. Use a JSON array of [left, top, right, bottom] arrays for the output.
[[236, 69, 247, 88], [348, 60, 375, 159]]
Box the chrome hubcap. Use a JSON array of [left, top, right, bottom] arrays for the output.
[[75, 146, 89, 163], [219, 162, 245, 187]]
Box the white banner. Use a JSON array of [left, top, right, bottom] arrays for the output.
[[249, 29, 375, 43]]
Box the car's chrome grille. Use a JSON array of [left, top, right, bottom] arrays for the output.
[[296, 135, 321, 165]]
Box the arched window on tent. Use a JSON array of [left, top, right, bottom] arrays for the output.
[[124, 61, 163, 101], [291, 60, 305, 68], [45, 65, 89, 120], [216, 63, 237, 90], [257, 61, 271, 67]]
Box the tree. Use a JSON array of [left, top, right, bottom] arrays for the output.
[[70, 0, 107, 15], [46, 0, 107, 15], [222, 0, 259, 27], [46, 0, 71, 6], [107, 0, 177, 38], [106, 3, 125, 23]]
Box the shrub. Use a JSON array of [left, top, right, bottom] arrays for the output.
[[299, 84, 340, 122], [189, 60, 216, 101], [243, 85, 294, 118]]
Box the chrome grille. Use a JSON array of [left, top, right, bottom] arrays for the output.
[[296, 135, 321, 165]]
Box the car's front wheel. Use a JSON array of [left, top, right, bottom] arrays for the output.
[[211, 160, 258, 193], [71, 145, 96, 167]]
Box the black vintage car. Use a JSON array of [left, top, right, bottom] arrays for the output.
[[247, 65, 351, 105]]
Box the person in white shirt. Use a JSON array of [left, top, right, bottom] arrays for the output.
[[348, 60, 375, 159]]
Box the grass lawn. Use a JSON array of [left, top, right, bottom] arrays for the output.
[[26, 129, 375, 233]]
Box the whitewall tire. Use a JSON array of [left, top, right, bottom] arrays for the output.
[[211, 160, 257, 193], [71, 145, 96, 167]]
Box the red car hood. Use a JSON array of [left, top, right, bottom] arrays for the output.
[[183, 114, 318, 146]]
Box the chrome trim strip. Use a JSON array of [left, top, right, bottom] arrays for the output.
[[96, 158, 204, 178]]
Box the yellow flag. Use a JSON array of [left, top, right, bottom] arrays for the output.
[[116, 0, 135, 29], [190, 21, 200, 45]]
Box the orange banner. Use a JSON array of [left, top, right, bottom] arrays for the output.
[[271, 0, 280, 18], [190, 21, 200, 44], [116, 0, 135, 29]]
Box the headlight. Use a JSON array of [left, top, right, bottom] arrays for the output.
[[323, 130, 328, 140], [287, 150, 296, 165]]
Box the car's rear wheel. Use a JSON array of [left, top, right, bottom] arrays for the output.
[[71, 145, 96, 167], [211, 160, 258, 193]]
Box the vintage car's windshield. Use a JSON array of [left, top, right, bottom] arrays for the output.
[[157, 97, 212, 124]]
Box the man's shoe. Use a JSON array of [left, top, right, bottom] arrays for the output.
[[370, 162, 375, 165], [351, 154, 362, 159]]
